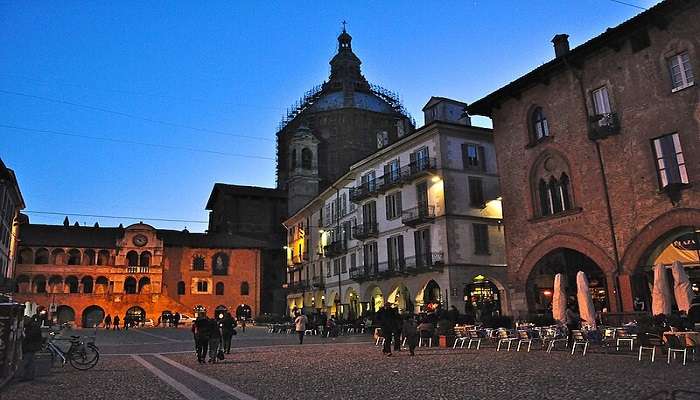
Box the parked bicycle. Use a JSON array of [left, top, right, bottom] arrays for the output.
[[46, 330, 100, 370]]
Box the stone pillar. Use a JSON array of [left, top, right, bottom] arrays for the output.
[[617, 273, 635, 312]]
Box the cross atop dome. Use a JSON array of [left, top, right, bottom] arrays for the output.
[[338, 20, 352, 50]]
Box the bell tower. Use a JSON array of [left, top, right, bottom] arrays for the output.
[[287, 123, 320, 214]]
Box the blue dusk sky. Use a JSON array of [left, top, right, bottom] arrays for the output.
[[0, 0, 659, 231]]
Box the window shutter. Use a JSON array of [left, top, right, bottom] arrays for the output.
[[385, 196, 391, 219], [384, 163, 390, 176], [478, 146, 486, 171], [397, 235, 404, 263], [387, 237, 393, 265], [396, 191, 402, 215], [410, 151, 416, 164], [461, 143, 468, 169]]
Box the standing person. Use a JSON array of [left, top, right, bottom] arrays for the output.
[[294, 311, 308, 344], [192, 313, 211, 363], [402, 314, 419, 356], [208, 317, 222, 363], [220, 313, 236, 354], [113, 315, 120, 331], [240, 317, 246, 333], [123, 315, 130, 331], [565, 300, 581, 348], [104, 314, 112, 330], [174, 312, 181, 328], [19, 313, 44, 381]]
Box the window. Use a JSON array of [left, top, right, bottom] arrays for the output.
[[139, 251, 151, 267], [363, 242, 378, 270], [192, 255, 205, 271], [126, 251, 138, 266], [333, 258, 340, 275], [652, 133, 688, 188], [326, 261, 332, 277], [241, 281, 250, 296], [215, 282, 224, 296], [530, 107, 549, 142], [386, 235, 405, 270], [212, 253, 229, 275], [414, 229, 432, 267], [177, 281, 185, 295], [341, 256, 347, 273], [197, 280, 208, 293], [592, 87, 611, 115], [532, 154, 574, 218], [350, 253, 356, 271], [377, 131, 389, 148], [468, 177, 484, 207], [361, 171, 376, 192], [384, 159, 401, 184], [473, 224, 490, 254], [301, 148, 313, 169], [385, 191, 402, 220], [363, 201, 377, 226], [668, 52, 694, 92], [462, 143, 486, 170]]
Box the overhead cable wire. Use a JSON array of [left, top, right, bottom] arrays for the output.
[[606, 0, 648, 10], [0, 123, 275, 161], [0, 89, 274, 142], [25, 210, 209, 224]]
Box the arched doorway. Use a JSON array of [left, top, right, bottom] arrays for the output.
[[126, 306, 146, 323], [526, 248, 609, 314], [344, 288, 360, 319], [465, 275, 502, 321], [236, 304, 252, 319], [631, 227, 700, 311], [56, 305, 76, 325], [367, 286, 384, 313], [82, 305, 105, 328], [417, 280, 442, 312], [387, 284, 412, 314]]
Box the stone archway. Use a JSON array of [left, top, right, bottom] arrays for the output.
[[363, 285, 384, 313], [464, 274, 507, 321], [387, 283, 411, 314], [82, 305, 105, 328], [56, 305, 76, 325]]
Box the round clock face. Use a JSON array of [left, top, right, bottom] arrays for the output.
[[133, 234, 148, 247]]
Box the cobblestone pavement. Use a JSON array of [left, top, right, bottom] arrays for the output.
[[3, 327, 700, 400]]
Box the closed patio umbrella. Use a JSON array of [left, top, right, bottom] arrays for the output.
[[652, 264, 672, 316], [552, 273, 567, 323], [576, 271, 597, 330], [671, 260, 694, 313]]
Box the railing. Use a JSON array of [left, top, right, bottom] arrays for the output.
[[588, 113, 620, 140], [350, 179, 379, 202], [288, 280, 309, 292], [401, 205, 436, 226], [127, 266, 150, 274], [312, 276, 324, 288], [350, 158, 437, 202], [405, 252, 444, 272], [323, 241, 347, 257], [407, 157, 436, 179], [352, 223, 378, 240], [349, 264, 379, 281]]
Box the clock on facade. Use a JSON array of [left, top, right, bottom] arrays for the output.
[[133, 234, 148, 247]]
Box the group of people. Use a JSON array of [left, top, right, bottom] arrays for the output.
[[374, 302, 442, 356], [103, 314, 141, 330], [191, 312, 238, 363]]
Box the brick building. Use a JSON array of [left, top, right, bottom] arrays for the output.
[[14, 220, 266, 327], [468, 0, 699, 316]]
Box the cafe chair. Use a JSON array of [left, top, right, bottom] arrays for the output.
[[570, 330, 589, 356], [453, 330, 469, 349], [544, 328, 568, 353], [666, 335, 693, 366], [467, 330, 484, 350], [616, 328, 636, 351], [418, 329, 433, 348], [637, 333, 664, 363], [496, 329, 518, 352], [516, 330, 535, 352]]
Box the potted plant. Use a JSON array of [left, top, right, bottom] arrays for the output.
[[436, 319, 455, 348]]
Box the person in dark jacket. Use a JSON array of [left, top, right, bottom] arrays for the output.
[[192, 314, 211, 363], [402, 314, 419, 356], [20, 314, 44, 381], [104, 314, 112, 330], [208, 317, 222, 363], [174, 312, 181, 328], [220, 313, 236, 354], [113, 315, 120, 330], [376, 303, 400, 356]]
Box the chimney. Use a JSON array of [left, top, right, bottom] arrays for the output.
[[552, 34, 570, 58]]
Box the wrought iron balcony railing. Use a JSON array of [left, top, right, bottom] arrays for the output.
[[352, 223, 378, 240], [323, 241, 347, 257], [405, 252, 444, 272], [401, 205, 436, 226]]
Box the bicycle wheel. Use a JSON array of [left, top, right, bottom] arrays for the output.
[[68, 343, 100, 370]]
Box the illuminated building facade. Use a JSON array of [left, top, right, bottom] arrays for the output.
[[285, 97, 507, 317], [468, 0, 700, 316]]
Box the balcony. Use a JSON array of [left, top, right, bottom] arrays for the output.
[[401, 205, 436, 227], [377, 170, 405, 193], [405, 252, 444, 273], [349, 180, 379, 202], [323, 241, 347, 257], [127, 266, 150, 274], [349, 264, 379, 282], [405, 157, 436, 181], [312, 276, 324, 289], [352, 223, 378, 240], [588, 113, 620, 140], [288, 280, 309, 292]]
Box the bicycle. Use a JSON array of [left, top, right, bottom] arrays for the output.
[[46, 330, 100, 370]]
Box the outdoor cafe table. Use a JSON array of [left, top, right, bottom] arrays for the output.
[[662, 331, 700, 347]]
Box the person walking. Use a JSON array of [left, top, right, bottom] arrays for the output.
[[402, 314, 419, 356], [174, 312, 181, 328], [19, 313, 44, 381], [294, 311, 308, 345], [104, 314, 112, 330], [220, 313, 236, 354], [123, 315, 130, 331], [376, 303, 400, 356], [192, 313, 211, 363], [113, 315, 120, 331], [208, 317, 222, 363], [240, 318, 246, 333], [565, 300, 581, 348]]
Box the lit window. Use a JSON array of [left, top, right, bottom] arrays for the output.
[[385, 191, 402, 220], [197, 281, 208, 293], [668, 52, 694, 92], [652, 133, 688, 188]]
